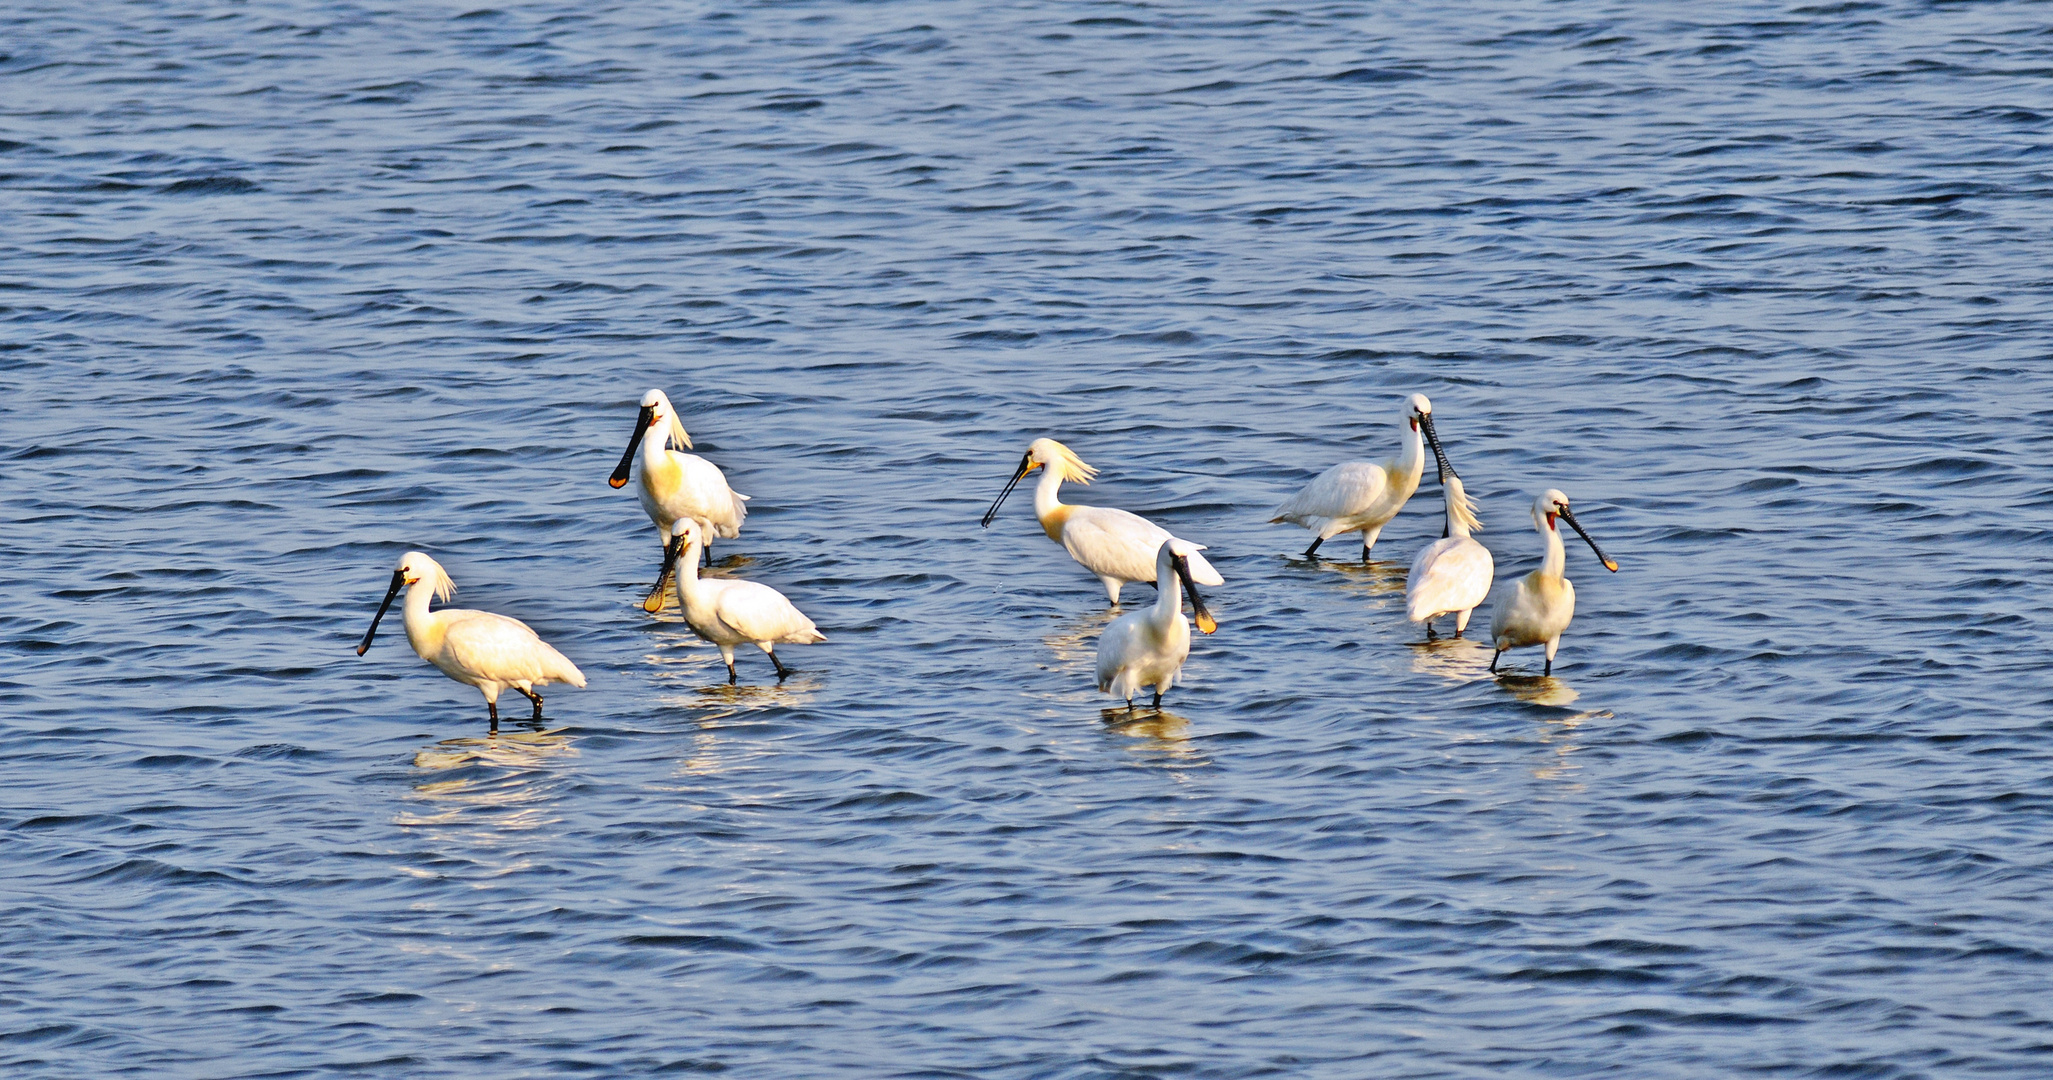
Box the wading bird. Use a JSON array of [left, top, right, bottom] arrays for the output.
[[1405, 454, 1491, 638], [356, 552, 586, 722], [1096, 538, 1218, 710], [661, 519, 824, 684], [608, 388, 748, 599], [1270, 392, 1447, 562], [980, 437, 1223, 605], [1489, 489, 1618, 675]]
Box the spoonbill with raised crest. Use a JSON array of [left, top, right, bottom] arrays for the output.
[[1270, 392, 1447, 562], [1489, 489, 1618, 675], [1096, 538, 1218, 710], [356, 551, 586, 722], [1405, 452, 1491, 638], [661, 519, 824, 684], [608, 388, 748, 600], [980, 437, 1223, 605]]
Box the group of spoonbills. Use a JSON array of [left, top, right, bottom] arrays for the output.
[[358, 388, 820, 721], [357, 387, 1617, 722], [980, 393, 1618, 710]]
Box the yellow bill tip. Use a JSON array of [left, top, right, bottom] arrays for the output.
[[1196, 613, 1217, 634], [1603, 559, 1619, 572], [608, 477, 628, 489], [642, 592, 666, 614]]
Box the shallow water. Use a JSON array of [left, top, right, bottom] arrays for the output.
[[6, 1, 2053, 1076]]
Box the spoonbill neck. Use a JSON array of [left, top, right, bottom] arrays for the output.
[[1395, 419, 1425, 478], [1539, 514, 1567, 578], [671, 532, 707, 596], [401, 579, 441, 656], [1032, 466, 1067, 524], [1151, 557, 1183, 623]]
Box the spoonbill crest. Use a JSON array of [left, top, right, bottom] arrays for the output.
[[608, 388, 748, 600], [663, 519, 825, 684], [1405, 464, 1491, 638], [1270, 393, 1445, 562], [356, 551, 586, 722], [1489, 489, 1618, 675], [1096, 538, 1218, 710], [980, 437, 1223, 605]]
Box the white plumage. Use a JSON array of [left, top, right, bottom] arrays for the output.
[[1270, 392, 1444, 561], [1405, 472, 1492, 636], [980, 437, 1223, 605], [355, 551, 586, 723], [664, 519, 825, 684], [1096, 538, 1218, 709], [609, 388, 748, 602], [1488, 489, 1618, 675]]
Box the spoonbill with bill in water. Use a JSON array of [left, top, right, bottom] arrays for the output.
[[1096, 538, 1219, 710]]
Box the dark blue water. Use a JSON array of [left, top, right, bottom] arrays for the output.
[[6, 2, 2053, 1076]]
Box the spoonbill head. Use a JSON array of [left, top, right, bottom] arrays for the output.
[[662, 519, 826, 685], [980, 437, 1222, 605], [1270, 392, 1448, 562], [608, 388, 748, 603], [1488, 489, 1618, 675], [356, 551, 586, 723], [1095, 538, 1218, 710]]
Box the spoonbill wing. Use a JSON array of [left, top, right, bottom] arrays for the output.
[[1270, 461, 1389, 526], [1060, 505, 1171, 583], [669, 451, 748, 537], [713, 580, 826, 644], [439, 611, 587, 687]]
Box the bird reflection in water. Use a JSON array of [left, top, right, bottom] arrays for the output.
[[402, 724, 577, 827], [1407, 636, 1496, 681], [1495, 673, 1581, 708], [1042, 609, 1119, 667], [1100, 706, 1205, 764], [1303, 555, 1409, 605]]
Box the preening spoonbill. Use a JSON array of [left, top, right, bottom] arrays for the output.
[[980, 437, 1223, 605], [1489, 489, 1618, 675], [356, 551, 586, 722], [1096, 538, 1218, 710], [1270, 393, 1447, 561], [1406, 465, 1491, 638], [608, 388, 748, 596], [663, 519, 825, 684]]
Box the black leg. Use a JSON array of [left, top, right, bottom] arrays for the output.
[[1362, 542, 1372, 564], [515, 686, 543, 718], [1424, 619, 1438, 641], [726, 660, 738, 685], [1544, 657, 1553, 676], [488, 699, 499, 722], [1303, 536, 1323, 558], [770, 651, 791, 679], [1489, 649, 1501, 673], [703, 537, 713, 568], [1151, 689, 1161, 709]]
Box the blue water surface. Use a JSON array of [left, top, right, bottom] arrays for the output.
[[5, 2, 2053, 1076]]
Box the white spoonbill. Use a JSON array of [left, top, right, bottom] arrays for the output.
[[1096, 538, 1218, 710], [1270, 392, 1448, 562], [356, 552, 586, 723], [608, 388, 748, 597], [662, 519, 825, 684], [980, 437, 1223, 605], [1488, 489, 1619, 675], [1406, 465, 1491, 638]]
